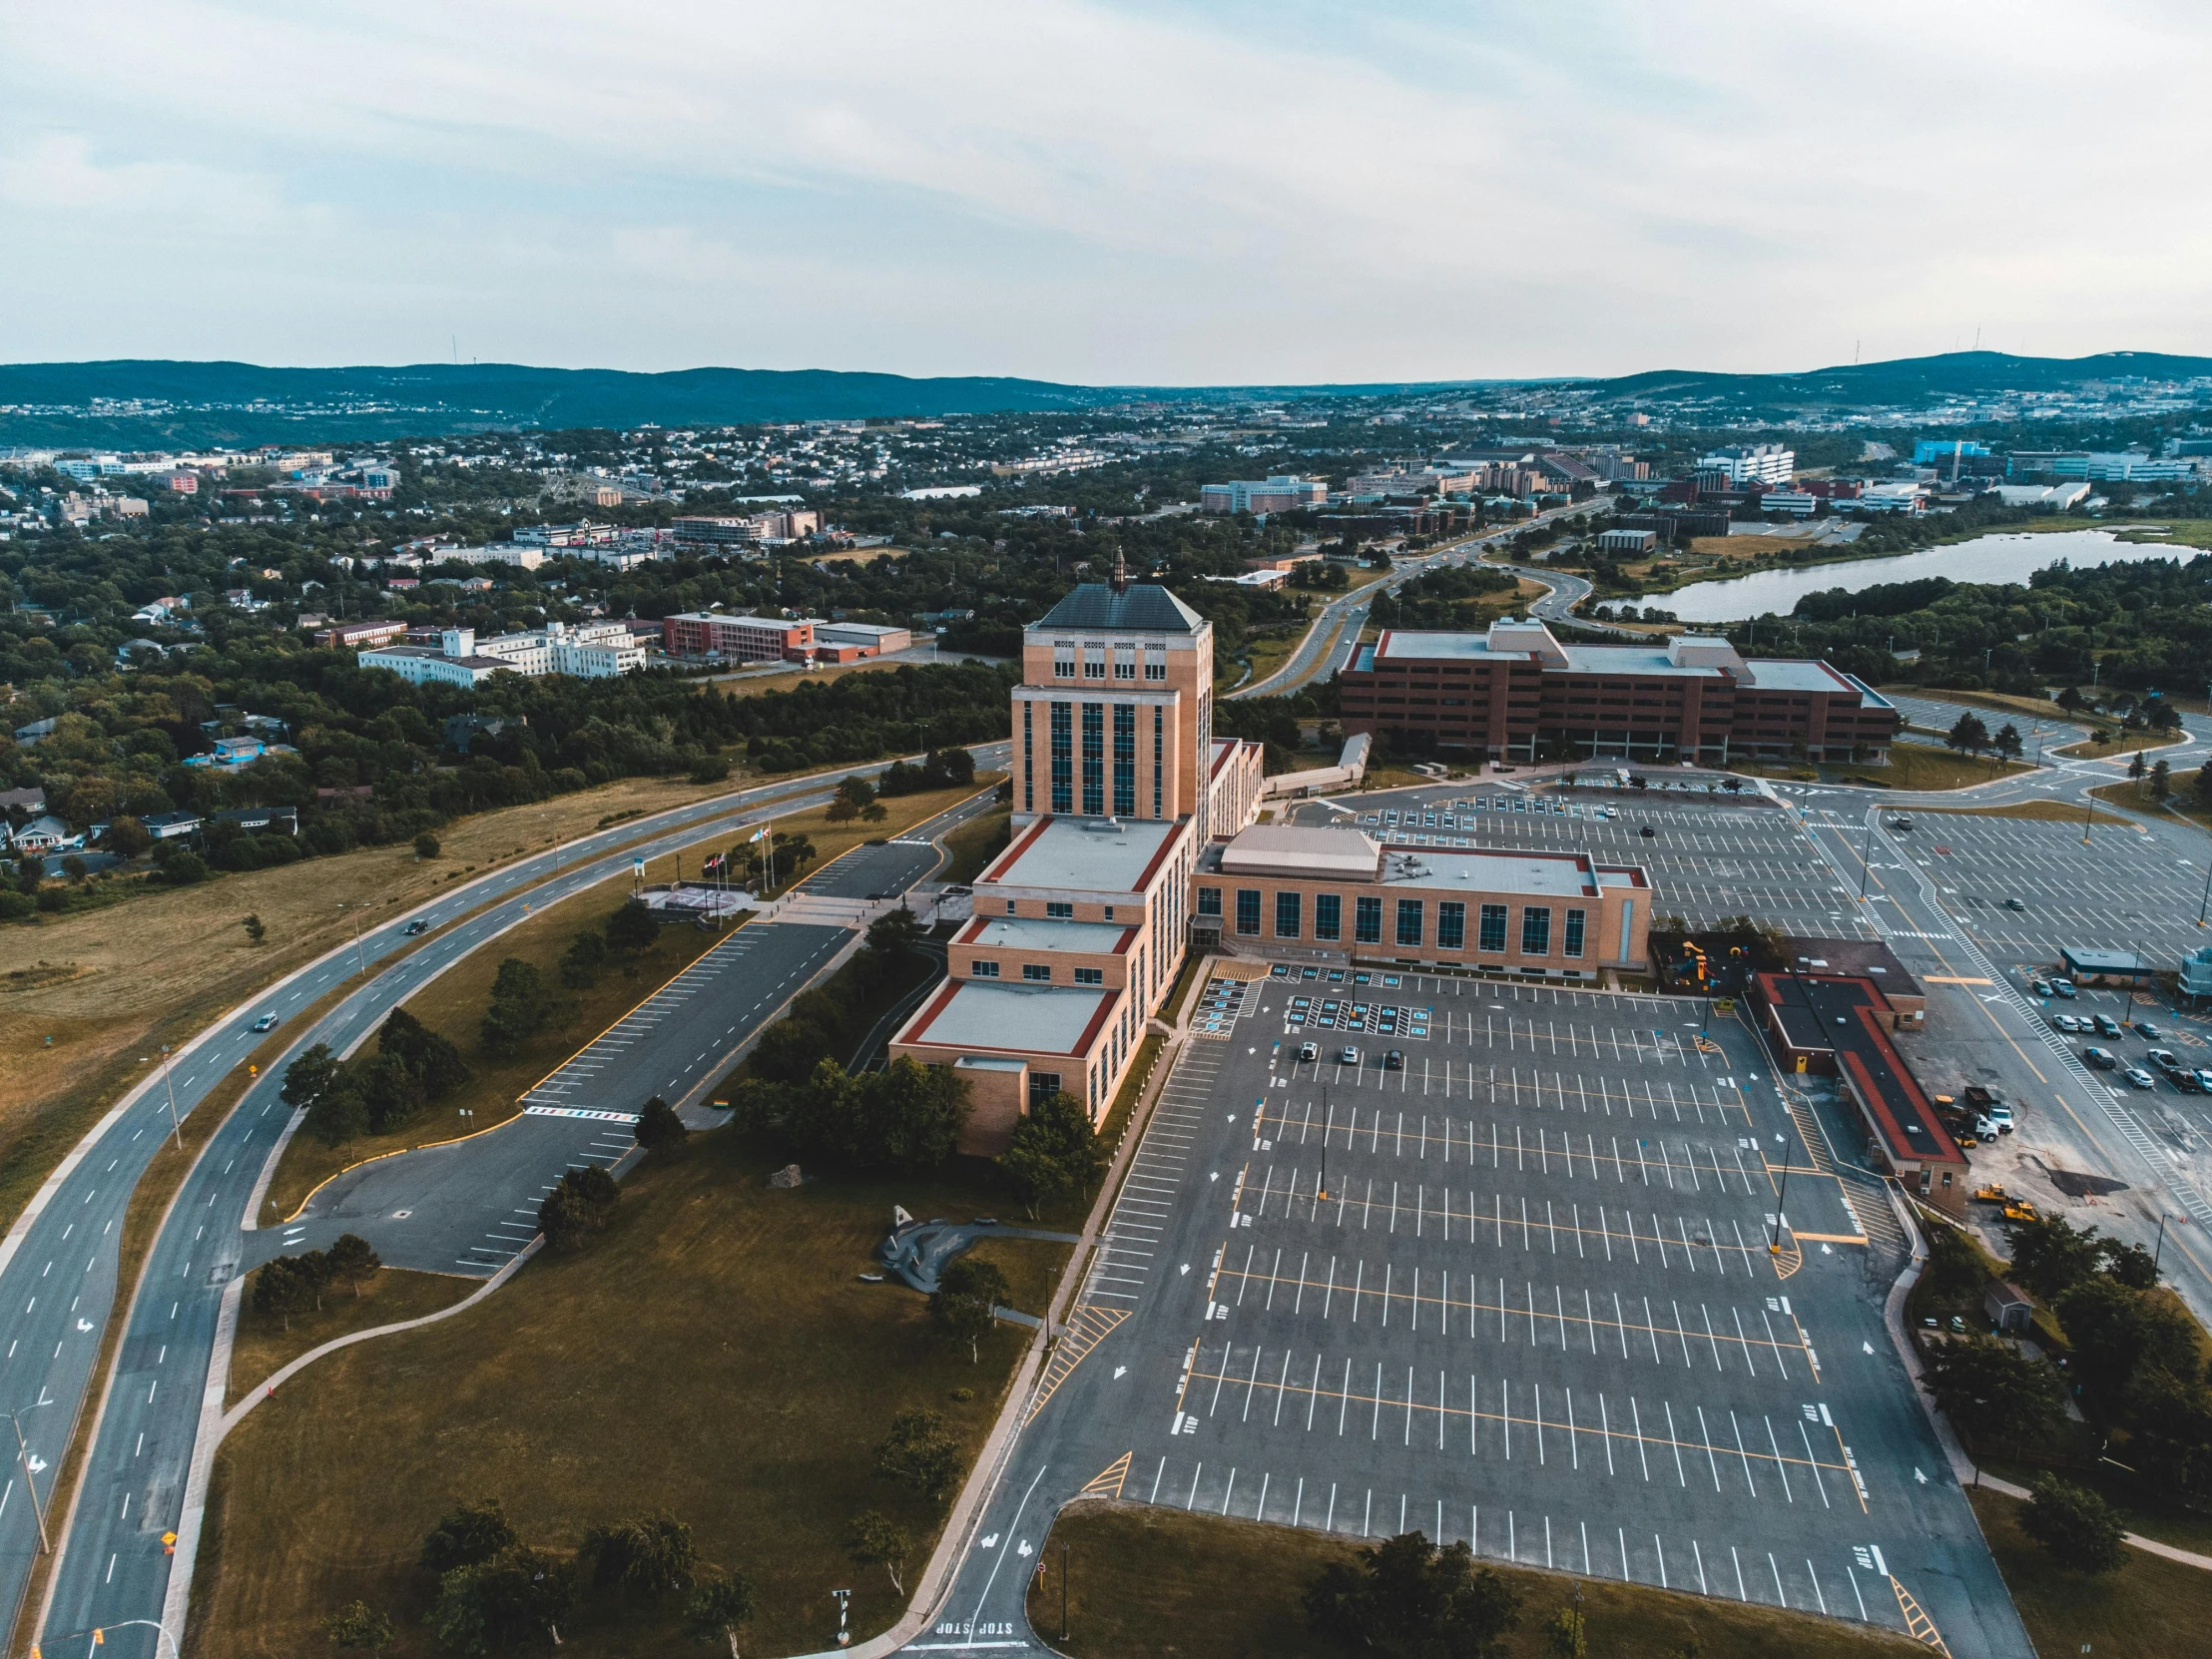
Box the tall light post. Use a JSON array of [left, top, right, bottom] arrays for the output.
[[337, 902, 367, 976], [1770, 1127, 1793, 1254], [157, 1044, 183, 1150], [3, 1399, 52, 1554], [2153, 1211, 2182, 1276]]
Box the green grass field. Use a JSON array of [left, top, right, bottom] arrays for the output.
[[1968, 1487, 2212, 1659], [1027, 1502, 1924, 1659], [225, 1267, 474, 1408], [1842, 742, 2031, 792], [189, 1130, 1082, 1659]]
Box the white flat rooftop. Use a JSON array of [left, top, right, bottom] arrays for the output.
[[1380, 846, 1599, 898], [902, 981, 1112, 1057], [963, 915, 1131, 953], [986, 816, 1183, 895], [1220, 825, 1382, 880]]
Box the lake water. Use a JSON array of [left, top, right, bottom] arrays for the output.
[[1656, 529, 2191, 622]]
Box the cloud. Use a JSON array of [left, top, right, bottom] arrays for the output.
[[2, 0, 2210, 379]]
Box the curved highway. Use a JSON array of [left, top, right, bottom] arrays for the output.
[[1235, 501, 1602, 700], [5, 744, 1008, 1659]]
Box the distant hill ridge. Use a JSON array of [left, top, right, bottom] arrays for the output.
[[1, 350, 2206, 446]]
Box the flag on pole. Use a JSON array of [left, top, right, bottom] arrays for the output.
[[749, 825, 770, 842]]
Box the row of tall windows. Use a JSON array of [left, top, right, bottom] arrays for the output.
[[1193, 886, 1590, 957]]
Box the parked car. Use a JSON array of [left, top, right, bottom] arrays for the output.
[[2194, 1069, 2212, 1094], [2124, 1067, 2158, 1091], [2134, 1021, 2164, 1040], [2003, 897, 2025, 911], [2051, 1013, 2082, 1033], [2050, 978, 2077, 998], [250, 1013, 278, 1033], [2147, 1048, 2183, 1072], [1298, 1041, 1319, 1064], [1890, 817, 1915, 831], [2093, 1013, 2123, 1038], [1383, 1050, 1405, 1071], [2083, 1046, 2118, 1069], [1339, 1047, 1361, 1067], [2029, 978, 2052, 997]]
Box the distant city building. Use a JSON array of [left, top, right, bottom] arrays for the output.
[[357, 620, 643, 686], [1694, 443, 1795, 486], [1198, 476, 1329, 514], [1911, 439, 1991, 465], [672, 510, 821, 546], [661, 612, 819, 664], [814, 621, 913, 655], [315, 620, 408, 649], [1759, 491, 1820, 518], [1593, 528, 1657, 554]]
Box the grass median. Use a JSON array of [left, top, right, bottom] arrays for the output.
[[0, 770, 814, 1239], [1025, 1502, 1924, 1659], [187, 1128, 1081, 1659], [224, 1267, 475, 1409]]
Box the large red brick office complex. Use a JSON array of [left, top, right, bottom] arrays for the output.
[[1336, 618, 1900, 766]]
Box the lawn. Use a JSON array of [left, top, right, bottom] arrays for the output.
[[1967, 1486, 2212, 1659], [939, 805, 1012, 885], [711, 656, 923, 699], [0, 770, 792, 1237], [1845, 742, 2032, 792], [263, 781, 992, 1221], [1920, 800, 2135, 827], [2089, 781, 2201, 825], [225, 1267, 475, 1408], [1027, 1502, 1924, 1659], [187, 1131, 1082, 1659]]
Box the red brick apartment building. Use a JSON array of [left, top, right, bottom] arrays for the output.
[[1336, 618, 1899, 766]]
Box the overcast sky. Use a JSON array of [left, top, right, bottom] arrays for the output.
[[6, 1, 2211, 384]]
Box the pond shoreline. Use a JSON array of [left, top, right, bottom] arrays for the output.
[[1633, 523, 2196, 623]]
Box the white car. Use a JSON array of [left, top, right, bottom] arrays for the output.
[[251, 1013, 279, 1033]]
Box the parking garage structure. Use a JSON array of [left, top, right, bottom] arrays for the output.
[[1191, 825, 1652, 980]]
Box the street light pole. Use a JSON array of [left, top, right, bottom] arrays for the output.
[[5, 1401, 52, 1554], [158, 1044, 183, 1150], [1771, 1126, 1793, 1255], [338, 903, 367, 976], [2154, 1211, 2180, 1276]]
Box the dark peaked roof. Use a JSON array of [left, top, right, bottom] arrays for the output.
[[1034, 583, 1206, 634]]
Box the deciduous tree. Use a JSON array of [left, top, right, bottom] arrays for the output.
[[844, 1509, 911, 1594], [2022, 1475, 2125, 1572], [875, 1406, 961, 1504], [931, 1257, 1010, 1364]]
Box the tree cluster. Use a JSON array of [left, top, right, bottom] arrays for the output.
[[1304, 1531, 1522, 1658], [998, 1091, 1106, 1220], [253, 1234, 380, 1329], [875, 747, 977, 797], [405, 1497, 754, 1656], [280, 1009, 471, 1150], [537, 1166, 621, 1252]]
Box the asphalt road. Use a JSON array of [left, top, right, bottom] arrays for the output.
[[914, 971, 2029, 1658], [1798, 802, 2212, 1338], [1236, 503, 1601, 701], [11, 742, 1009, 1659]]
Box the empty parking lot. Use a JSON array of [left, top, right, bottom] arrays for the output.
[[1339, 792, 1873, 939], [1011, 964, 2031, 1657]]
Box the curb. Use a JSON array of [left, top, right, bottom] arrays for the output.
[[785, 954, 1202, 1659]]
